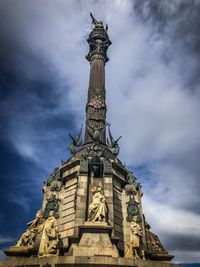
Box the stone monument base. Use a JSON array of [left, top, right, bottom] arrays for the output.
[[68, 223, 119, 257], [0, 255, 183, 267]]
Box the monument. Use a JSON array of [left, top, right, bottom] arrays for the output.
[[1, 14, 182, 267]]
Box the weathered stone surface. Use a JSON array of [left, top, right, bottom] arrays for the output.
[[104, 196, 114, 204], [60, 228, 74, 238], [113, 169, 126, 181], [63, 188, 76, 198], [61, 208, 75, 218], [60, 213, 75, 225], [114, 203, 123, 213], [71, 232, 119, 257], [60, 221, 75, 232], [113, 191, 122, 201], [62, 196, 75, 205], [64, 180, 77, 189], [103, 177, 112, 183], [62, 166, 80, 178], [104, 189, 113, 197], [76, 188, 86, 196], [114, 224, 123, 233], [80, 159, 88, 173], [62, 201, 74, 211], [78, 176, 88, 183], [59, 214, 75, 225], [104, 160, 113, 175], [122, 190, 131, 253], [0, 255, 183, 267], [114, 230, 124, 240], [114, 210, 123, 220]]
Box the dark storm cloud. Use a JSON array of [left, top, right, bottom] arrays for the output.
[[165, 233, 200, 252], [0, 0, 79, 168], [133, 0, 200, 88], [0, 141, 44, 250], [0, 0, 49, 78], [106, 1, 200, 262], [0, 0, 79, 255], [128, 0, 200, 222]]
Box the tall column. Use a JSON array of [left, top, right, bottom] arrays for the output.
[[84, 14, 111, 144]]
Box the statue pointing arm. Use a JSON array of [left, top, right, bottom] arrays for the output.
[[90, 12, 98, 25], [89, 12, 106, 31]]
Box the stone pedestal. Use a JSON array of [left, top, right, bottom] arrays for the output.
[[69, 223, 119, 257]]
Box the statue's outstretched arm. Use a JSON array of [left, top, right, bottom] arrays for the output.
[[90, 12, 97, 24]]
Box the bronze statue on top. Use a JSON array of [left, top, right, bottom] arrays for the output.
[[90, 12, 108, 31], [86, 13, 111, 62]]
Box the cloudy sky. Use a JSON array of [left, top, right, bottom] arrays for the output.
[[0, 0, 200, 264]]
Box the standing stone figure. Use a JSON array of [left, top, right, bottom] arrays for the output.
[[125, 216, 143, 259], [88, 184, 108, 223], [38, 211, 59, 257], [14, 209, 42, 249]]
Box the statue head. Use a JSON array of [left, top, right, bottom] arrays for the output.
[[49, 210, 54, 218], [96, 183, 103, 193], [133, 215, 138, 222], [91, 184, 97, 193], [95, 21, 104, 29], [36, 209, 42, 218]]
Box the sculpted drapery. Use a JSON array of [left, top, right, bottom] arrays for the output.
[[88, 184, 107, 223], [125, 216, 143, 259], [38, 212, 59, 257]]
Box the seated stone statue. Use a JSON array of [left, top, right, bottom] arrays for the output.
[[13, 209, 42, 249], [38, 211, 59, 257], [88, 183, 107, 223]]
